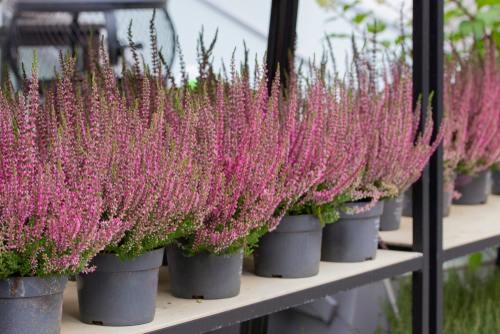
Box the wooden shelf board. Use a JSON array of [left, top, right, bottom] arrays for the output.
[[61, 249, 421, 334], [379, 194, 500, 251]]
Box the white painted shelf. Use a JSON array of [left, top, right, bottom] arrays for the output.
[[379, 195, 500, 256], [60, 249, 422, 334]]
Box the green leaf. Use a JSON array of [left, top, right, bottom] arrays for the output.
[[459, 20, 484, 38], [395, 35, 410, 44], [467, 252, 482, 272], [381, 40, 391, 48], [367, 21, 386, 33], [493, 31, 500, 49], [477, 0, 500, 8], [327, 33, 350, 39], [476, 5, 500, 28], [353, 12, 372, 23], [343, 0, 360, 11]]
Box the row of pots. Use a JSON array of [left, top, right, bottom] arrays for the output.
[[0, 201, 384, 333], [380, 170, 500, 231], [4, 170, 499, 333]]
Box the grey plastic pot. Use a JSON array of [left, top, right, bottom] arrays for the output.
[[321, 201, 384, 263], [76, 247, 164, 326], [0, 276, 67, 334], [167, 244, 243, 299], [403, 186, 453, 217], [379, 194, 404, 231], [492, 170, 500, 195], [253, 214, 323, 278], [453, 170, 491, 205]]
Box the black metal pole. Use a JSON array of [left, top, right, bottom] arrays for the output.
[[412, 0, 430, 333], [266, 0, 299, 94], [429, 0, 444, 332]]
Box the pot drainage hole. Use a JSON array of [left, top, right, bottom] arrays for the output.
[[92, 321, 104, 326], [272, 274, 283, 278], [192, 295, 204, 299], [365, 257, 373, 261]]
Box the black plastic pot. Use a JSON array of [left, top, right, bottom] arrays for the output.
[[403, 186, 453, 217], [253, 214, 323, 278], [167, 244, 243, 299], [0, 276, 67, 334], [492, 170, 500, 195], [379, 194, 404, 231], [321, 201, 384, 262], [76, 247, 164, 326], [453, 170, 491, 205]]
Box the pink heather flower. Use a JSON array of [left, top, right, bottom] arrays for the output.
[[0, 52, 122, 278], [41, 39, 211, 259], [451, 40, 500, 176], [340, 43, 446, 212]]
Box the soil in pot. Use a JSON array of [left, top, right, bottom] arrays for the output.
[[0, 276, 67, 334], [453, 170, 491, 205], [403, 185, 453, 217], [253, 214, 323, 278], [321, 201, 384, 262], [76, 247, 164, 326], [492, 170, 500, 195], [166, 244, 243, 299], [379, 194, 404, 231]]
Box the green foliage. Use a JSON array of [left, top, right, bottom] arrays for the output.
[[379, 263, 500, 333], [468, 252, 483, 272], [317, 0, 500, 51], [0, 234, 99, 279], [367, 21, 386, 34], [103, 214, 201, 262]]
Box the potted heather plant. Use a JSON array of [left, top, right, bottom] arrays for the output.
[[451, 41, 500, 205], [321, 43, 445, 260], [163, 36, 287, 299], [64, 29, 209, 325], [0, 56, 121, 333], [403, 54, 470, 218], [253, 59, 365, 278]]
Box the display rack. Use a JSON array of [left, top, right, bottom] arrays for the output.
[[56, 0, 499, 333], [380, 195, 500, 261], [61, 251, 422, 334]]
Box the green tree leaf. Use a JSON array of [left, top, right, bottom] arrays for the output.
[[367, 21, 386, 33], [353, 12, 372, 23], [477, 0, 500, 9]]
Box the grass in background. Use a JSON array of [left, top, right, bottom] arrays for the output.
[[378, 255, 500, 334]]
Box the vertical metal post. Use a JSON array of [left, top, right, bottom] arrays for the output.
[[240, 316, 269, 334], [266, 0, 299, 94], [429, 0, 444, 332], [411, 0, 430, 333]]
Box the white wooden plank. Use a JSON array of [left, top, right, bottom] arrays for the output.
[[379, 194, 500, 250]]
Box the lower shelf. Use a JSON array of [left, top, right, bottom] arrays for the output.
[[61, 249, 422, 334], [379, 195, 500, 260]]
